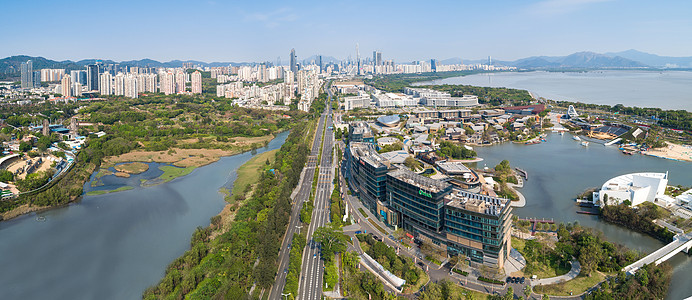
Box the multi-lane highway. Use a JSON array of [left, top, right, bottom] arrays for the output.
[[297, 88, 335, 300], [268, 98, 327, 300]]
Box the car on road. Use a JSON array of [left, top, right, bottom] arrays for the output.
[[284, 268, 288, 273], [417, 262, 425, 268], [313, 254, 317, 258], [355, 231, 362, 234]]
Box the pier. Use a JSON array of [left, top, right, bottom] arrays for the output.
[[515, 168, 528, 181]]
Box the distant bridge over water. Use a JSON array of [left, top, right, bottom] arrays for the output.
[[623, 232, 692, 275]]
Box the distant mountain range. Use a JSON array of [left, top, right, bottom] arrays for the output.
[[440, 50, 692, 69], [2, 50, 692, 79]]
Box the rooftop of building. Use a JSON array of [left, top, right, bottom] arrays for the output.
[[444, 189, 509, 216], [387, 167, 450, 193], [349, 142, 390, 169], [600, 172, 668, 191], [379, 150, 410, 164], [377, 114, 401, 126], [435, 161, 472, 175]]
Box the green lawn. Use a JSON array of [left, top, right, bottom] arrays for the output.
[[158, 165, 197, 183], [231, 149, 277, 199], [534, 272, 605, 296], [85, 186, 134, 196]]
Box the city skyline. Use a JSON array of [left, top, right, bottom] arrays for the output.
[[3, 0, 692, 63]]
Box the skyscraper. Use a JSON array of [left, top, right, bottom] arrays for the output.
[[21, 60, 33, 88], [373, 51, 382, 66], [289, 48, 297, 77], [317, 55, 323, 71], [191, 71, 202, 94], [87, 64, 99, 91], [431, 59, 437, 72]]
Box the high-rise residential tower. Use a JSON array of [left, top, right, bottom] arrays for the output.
[[21, 60, 33, 88], [61, 74, 72, 97], [191, 71, 202, 94], [87, 64, 99, 91]]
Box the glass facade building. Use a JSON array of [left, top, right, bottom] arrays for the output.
[[345, 138, 513, 268], [346, 142, 392, 212]]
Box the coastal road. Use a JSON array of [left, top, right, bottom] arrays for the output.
[[268, 107, 326, 299], [298, 88, 335, 300]]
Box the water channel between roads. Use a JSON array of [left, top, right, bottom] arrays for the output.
[[0, 131, 289, 300], [470, 133, 692, 300]]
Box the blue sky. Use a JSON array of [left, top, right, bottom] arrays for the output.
[[2, 0, 691, 63]]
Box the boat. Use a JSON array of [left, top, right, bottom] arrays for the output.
[[559, 132, 564, 136], [572, 135, 581, 141], [581, 141, 589, 147], [540, 138, 547, 142], [622, 150, 633, 155]]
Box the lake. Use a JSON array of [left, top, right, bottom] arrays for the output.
[[0, 131, 289, 300], [470, 133, 692, 300], [416, 70, 692, 111]]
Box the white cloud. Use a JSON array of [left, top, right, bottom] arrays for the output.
[[529, 0, 614, 16]]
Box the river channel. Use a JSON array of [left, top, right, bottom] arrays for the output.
[[0, 131, 289, 300], [470, 133, 692, 300]]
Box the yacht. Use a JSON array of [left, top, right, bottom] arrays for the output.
[[572, 135, 581, 141]]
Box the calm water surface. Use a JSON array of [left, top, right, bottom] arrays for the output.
[[0, 131, 288, 300], [416, 70, 692, 111], [471, 133, 692, 300]]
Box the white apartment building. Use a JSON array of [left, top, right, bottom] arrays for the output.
[[191, 71, 202, 94]]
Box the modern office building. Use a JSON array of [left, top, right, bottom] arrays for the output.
[[349, 122, 375, 144], [344, 94, 371, 111], [87, 64, 99, 91], [387, 168, 453, 240], [290, 48, 297, 77], [345, 143, 513, 268], [404, 87, 479, 107], [346, 142, 393, 212], [21, 60, 33, 89], [444, 190, 512, 268]]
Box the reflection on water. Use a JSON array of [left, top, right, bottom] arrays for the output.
[[472, 133, 692, 299], [0, 131, 289, 300]]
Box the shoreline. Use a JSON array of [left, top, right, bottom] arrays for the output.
[[0, 134, 277, 223]]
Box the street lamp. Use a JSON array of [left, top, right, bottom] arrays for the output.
[[281, 292, 291, 300]]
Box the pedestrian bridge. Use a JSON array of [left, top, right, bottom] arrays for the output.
[[623, 232, 692, 275]]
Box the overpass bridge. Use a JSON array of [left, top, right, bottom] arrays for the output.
[[623, 232, 692, 275]]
